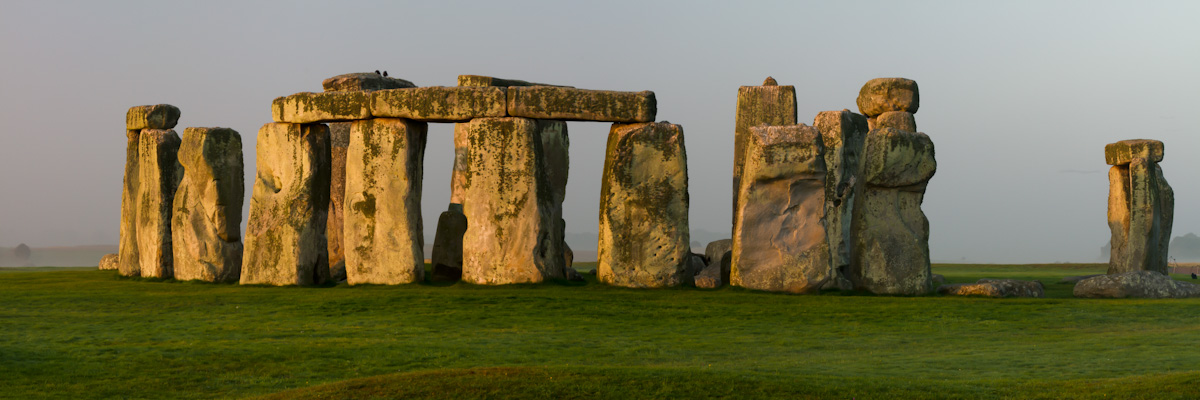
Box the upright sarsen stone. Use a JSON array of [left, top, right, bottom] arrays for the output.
[[172, 127, 244, 282], [814, 110, 868, 289], [733, 78, 797, 225], [118, 129, 142, 277], [327, 122, 350, 281], [343, 118, 428, 285], [241, 123, 331, 286], [136, 129, 183, 279], [598, 122, 690, 288], [1107, 139, 1173, 275]]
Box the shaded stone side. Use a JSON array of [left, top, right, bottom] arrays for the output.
[[272, 91, 372, 124], [172, 127, 244, 282], [327, 122, 350, 281], [460, 117, 564, 284], [127, 104, 181, 130], [733, 81, 797, 227], [323, 72, 416, 92], [1108, 156, 1173, 275], [814, 110, 868, 289], [431, 203, 467, 281], [457, 75, 568, 88], [506, 86, 656, 122], [731, 124, 831, 293], [598, 122, 690, 288], [136, 129, 183, 279], [241, 123, 331, 286], [343, 118, 428, 285], [372, 87, 507, 122], [118, 129, 142, 277]]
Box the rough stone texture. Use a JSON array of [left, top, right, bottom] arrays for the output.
[[372, 87, 506, 122], [694, 263, 723, 289], [856, 78, 919, 117], [733, 80, 797, 225], [457, 75, 569, 88], [814, 110, 868, 289], [171, 127, 244, 282], [327, 122, 350, 282], [460, 117, 564, 284], [127, 104, 181, 130], [731, 124, 831, 293], [322, 72, 416, 92], [241, 123, 331, 286], [135, 129, 183, 279], [99, 253, 119, 270], [1108, 155, 1173, 275], [272, 91, 372, 123], [849, 127, 936, 295], [686, 253, 706, 285], [565, 266, 585, 282], [937, 279, 1045, 298], [1074, 271, 1200, 298], [563, 242, 574, 270], [118, 129, 142, 277], [932, 273, 945, 285], [704, 239, 733, 285], [1105, 139, 1164, 166], [451, 123, 471, 204], [1059, 274, 1103, 284], [872, 111, 917, 132], [431, 203, 467, 282], [344, 118, 428, 285], [598, 122, 690, 288], [506, 86, 656, 122]]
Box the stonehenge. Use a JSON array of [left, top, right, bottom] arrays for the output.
[[119, 104, 183, 277], [171, 127, 244, 282], [1106, 139, 1173, 275], [135, 128, 183, 279], [732, 77, 797, 224]]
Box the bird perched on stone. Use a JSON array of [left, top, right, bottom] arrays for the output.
[[383, 71, 388, 77]]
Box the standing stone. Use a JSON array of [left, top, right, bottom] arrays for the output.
[[241, 123, 331, 286], [431, 203, 467, 282], [172, 127, 244, 282], [343, 118, 428, 285], [814, 110, 868, 290], [118, 129, 142, 277], [460, 117, 564, 284], [731, 125, 832, 293], [704, 239, 733, 285], [733, 77, 797, 226], [327, 122, 350, 281], [1107, 139, 1173, 275], [597, 122, 690, 288], [136, 129, 183, 279]]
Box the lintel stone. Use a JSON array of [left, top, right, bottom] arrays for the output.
[[1105, 139, 1164, 166], [506, 86, 656, 122], [272, 91, 372, 123], [372, 86, 507, 122], [127, 104, 181, 130]]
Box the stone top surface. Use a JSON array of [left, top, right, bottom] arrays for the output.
[[127, 104, 181, 130], [1105, 139, 1164, 166], [507, 86, 656, 122], [856, 78, 919, 117], [272, 91, 372, 123], [457, 75, 571, 88], [322, 73, 416, 92]]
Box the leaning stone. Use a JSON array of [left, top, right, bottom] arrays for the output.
[[694, 263, 723, 289], [598, 122, 690, 288], [937, 279, 1044, 298], [372, 86, 506, 122], [814, 110, 868, 284], [1074, 271, 1200, 298], [272, 91, 372, 123], [457, 75, 568, 88], [322, 72, 415, 92], [872, 111, 917, 132], [241, 123, 331, 286], [861, 128, 936, 188], [732, 124, 831, 293], [127, 104, 181, 130], [343, 118, 428, 285], [327, 122, 351, 282], [704, 239, 733, 284], [1108, 156, 1173, 274], [118, 129, 142, 277], [171, 127, 244, 282], [136, 129, 183, 279], [733, 79, 797, 223], [506, 86, 656, 122], [99, 253, 119, 270], [1059, 274, 1103, 284], [1105, 139, 1164, 166], [431, 203, 467, 282], [856, 78, 919, 117]]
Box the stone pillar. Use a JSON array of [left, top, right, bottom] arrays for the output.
[[327, 122, 350, 282], [119, 104, 181, 277], [460, 117, 564, 284], [241, 123, 331, 286], [136, 129, 183, 279], [733, 77, 797, 228], [431, 203, 467, 281], [172, 127, 244, 282], [814, 110, 869, 290], [1106, 139, 1173, 275], [731, 124, 832, 293], [343, 118, 428, 285], [597, 122, 690, 288]]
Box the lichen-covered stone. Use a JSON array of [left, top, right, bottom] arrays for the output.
[[327, 122, 350, 282], [118, 129, 142, 277], [814, 110, 868, 288], [343, 118, 428, 285], [733, 81, 797, 224], [272, 91, 372, 123], [136, 129, 183, 279], [99, 253, 118, 270], [937, 279, 1045, 298], [856, 78, 919, 117], [1105, 139, 1164, 166], [598, 122, 690, 288], [1074, 271, 1200, 298], [322, 72, 416, 92], [1108, 156, 1173, 275], [862, 128, 936, 188], [694, 263, 723, 289], [704, 239, 732, 285], [171, 127, 244, 282], [371, 86, 506, 122], [506, 86, 656, 122], [731, 124, 831, 293], [457, 75, 568, 88], [460, 117, 564, 284], [127, 104, 181, 130], [431, 203, 466, 282], [872, 111, 917, 132], [241, 123, 331, 286]]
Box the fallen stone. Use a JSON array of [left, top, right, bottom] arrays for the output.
[[694, 263, 723, 289], [127, 104, 181, 130], [814, 110, 868, 284], [598, 122, 690, 288], [565, 266, 585, 282], [118, 129, 142, 277], [704, 239, 733, 284], [99, 253, 118, 270], [136, 129, 183, 279], [1105, 139, 1164, 166], [372, 86, 506, 122], [457, 75, 568, 88], [937, 279, 1044, 298], [856, 78, 919, 117], [1108, 156, 1173, 275], [872, 111, 917, 132], [932, 273, 945, 285], [1059, 274, 1103, 284], [431, 203, 467, 282], [862, 128, 936, 188], [327, 122, 350, 282], [272, 91, 372, 124], [323, 72, 416, 92], [733, 79, 797, 223], [241, 123, 331, 286], [171, 127, 244, 282], [506, 86, 656, 122], [1074, 271, 1200, 298]]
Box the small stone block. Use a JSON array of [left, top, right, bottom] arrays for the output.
[[1105, 139, 1164, 166]]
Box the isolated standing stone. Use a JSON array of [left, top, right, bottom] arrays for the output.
[[856, 78, 919, 117], [731, 124, 832, 293], [327, 122, 350, 281], [1074, 271, 1200, 298], [506, 86, 656, 122], [814, 110, 868, 289], [126, 104, 181, 130], [241, 123, 331, 286], [597, 122, 690, 288], [431, 203, 467, 282], [118, 129, 142, 276], [172, 127, 244, 282], [136, 129, 183, 279], [1107, 140, 1173, 275], [733, 78, 797, 224], [343, 118, 428, 285], [322, 72, 416, 92], [99, 253, 118, 270]]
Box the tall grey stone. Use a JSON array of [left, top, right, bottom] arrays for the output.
[[118, 129, 142, 277], [1106, 139, 1173, 275], [814, 110, 868, 289], [172, 127, 244, 282], [327, 122, 350, 281], [136, 129, 183, 279], [733, 77, 797, 227], [431, 203, 467, 281]]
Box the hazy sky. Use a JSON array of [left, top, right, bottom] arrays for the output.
[[1, 1, 1197, 263]]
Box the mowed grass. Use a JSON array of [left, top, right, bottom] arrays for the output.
[[1, 263, 1199, 399]]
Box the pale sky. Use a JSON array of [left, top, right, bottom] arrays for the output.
[[1, 0, 1197, 263]]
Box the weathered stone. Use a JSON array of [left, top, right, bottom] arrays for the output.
[[694, 263, 723, 289], [937, 279, 1044, 298], [598, 122, 690, 288], [431, 203, 466, 282], [872, 111, 917, 132], [322, 72, 416, 92], [1108, 155, 1173, 275], [460, 117, 564, 284], [862, 128, 936, 188], [704, 239, 733, 284], [1074, 271, 1200, 298], [343, 118, 427, 285], [1059, 274, 1103, 284], [733, 80, 797, 224], [565, 266, 585, 282], [457, 75, 568, 88], [932, 273, 945, 285], [506, 86, 656, 122], [171, 127, 244, 282], [814, 110, 868, 286], [327, 122, 350, 282], [686, 253, 706, 285], [136, 129, 183, 278], [762, 76, 778, 86], [99, 253, 118, 270], [118, 129, 142, 277], [856, 78, 919, 117], [564, 242, 574, 270], [272, 91, 372, 123], [732, 124, 831, 293], [1105, 139, 1163, 166], [241, 123, 331, 286], [450, 123, 471, 205], [126, 104, 181, 130], [371, 86, 506, 122]]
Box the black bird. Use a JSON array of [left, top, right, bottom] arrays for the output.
[[1191, 273, 1197, 279], [375, 70, 381, 75], [383, 70, 388, 77]]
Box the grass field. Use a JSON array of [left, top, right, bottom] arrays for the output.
[[2, 263, 1199, 399]]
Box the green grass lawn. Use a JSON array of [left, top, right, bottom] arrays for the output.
[[2, 263, 1199, 399]]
